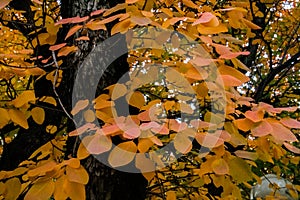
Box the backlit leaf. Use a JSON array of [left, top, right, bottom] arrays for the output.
[[212, 158, 229, 175], [283, 142, 300, 154], [244, 110, 264, 123], [83, 109, 96, 123], [63, 180, 85, 200], [269, 122, 298, 142], [0, 0, 11, 9], [71, 99, 89, 116], [228, 157, 252, 183], [0, 108, 10, 128], [66, 166, 89, 184], [108, 141, 137, 167], [280, 118, 300, 129], [65, 25, 82, 40], [251, 120, 273, 137], [127, 91, 145, 109], [174, 132, 193, 154], [193, 12, 219, 27], [12, 90, 36, 108], [4, 178, 21, 200], [234, 150, 258, 160], [24, 180, 54, 200], [111, 18, 131, 35], [31, 107, 45, 125], [86, 134, 112, 154], [8, 109, 28, 129]]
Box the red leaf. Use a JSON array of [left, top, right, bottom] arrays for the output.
[[270, 122, 298, 142], [244, 110, 264, 123], [251, 120, 273, 137], [49, 43, 67, 51]]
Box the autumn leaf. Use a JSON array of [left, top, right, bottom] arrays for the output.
[[269, 122, 298, 142], [234, 150, 258, 160], [283, 142, 300, 154], [66, 166, 89, 184], [193, 12, 219, 27], [108, 141, 137, 167], [63, 180, 86, 200], [31, 107, 45, 125], [83, 109, 96, 122], [8, 109, 29, 129], [71, 99, 89, 115], [86, 133, 112, 154], [211, 158, 229, 175], [3, 178, 21, 200], [24, 180, 55, 200], [228, 157, 253, 183], [244, 110, 264, 123], [280, 118, 300, 129], [174, 131, 193, 154], [251, 120, 273, 137], [65, 25, 82, 40], [0, 108, 10, 128], [126, 91, 145, 109], [12, 90, 36, 108]]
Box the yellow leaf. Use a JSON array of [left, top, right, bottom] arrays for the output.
[[228, 157, 252, 183], [218, 65, 250, 83], [63, 179, 85, 200], [0, 108, 10, 128], [66, 166, 89, 184], [233, 118, 253, 132], [166, 191, 177, 200], [234, 150, 258, 160], [77, 137, 92, 160], [108, 141, 137, 167], [12, 90, 36, 108], [46, 125, 57, 134], [3, 178, 21, 200], [40, 96, 57, 106], [111, 18, 131, 35], [212, 158, 229, 175], [71, 99, 89, 116], [65, 25, 83, 40], [31, 107, 45, 125], [126, 91, 145, 109], [182, 0, 198, 9], [126, 0, 139, 3], [85, 21, 107, 31], [24, 180, 54, 200], [8, 109, 28, 129], [83, 109, 96, 122], [135, 154, 156, 173], [53, 176, 68, 200]]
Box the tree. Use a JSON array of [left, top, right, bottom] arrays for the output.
[[0, 0, 299, 200]]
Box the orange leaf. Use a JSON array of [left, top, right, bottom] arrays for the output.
[[63, 180, 85, 200], [71, 99, 89, 116], [135, 154, 156, 173], [283, 142, 300, 154], [24, 180, 55, 200], [83, 109, 96, 123], [75, 36, 90, 41], [3, 178, 21, 200], [126, 0, 139, 3], [280, 118, 300, 129], [138, 138, 154, 153], [111, 18, 131, 35], [220, 75, 243, 86], [0, 0, 11, 9], [49, 43, 67, 51], [131, 16, 152, 26], [58, 46, 78, 57], [269, 122, 298, 142], [251, 120, 273, 137], [212, 158, 229, 175], [197, 23, 228, 35], [108, 141, 137, 167], [90, 9, 105, 16], [174, 132, 193, 154], [31, 107, 45, 125], [65, 25, 83, 40], [110, 83, 127, 100], [85, 20, 107, 31], [218, 65, 250, 83], [69, 123, 95, 136], [193, 12, 219, 27], [182, 0, 198, 9], [244, 110, 264, 123], [86, 133, 112, 154], [127, 91, 145, 109], [166, 191, 176, 200], [66, 166, 89, 184], [0, 108, 10, 128], [8, 109, 29, 129], [241, 18, 261, 30], [55, 16, 89, 25], [195, 133, 224, 148], [219, 51, 250, 59], [234, 118, 253, 132], [234, 150, 258, 160]]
